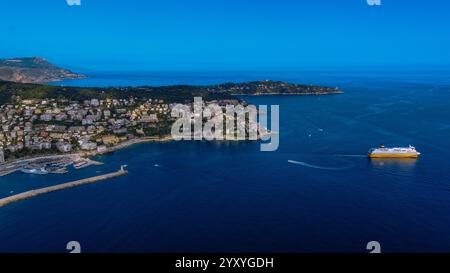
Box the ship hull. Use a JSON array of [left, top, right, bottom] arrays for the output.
[[368, 153, 420, 158]]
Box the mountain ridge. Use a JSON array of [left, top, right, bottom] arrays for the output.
[[0, 57, 86, 83]]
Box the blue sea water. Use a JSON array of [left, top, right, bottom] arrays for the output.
[[1, 70, 450, 252]]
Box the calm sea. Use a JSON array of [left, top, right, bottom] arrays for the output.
[[1, 70, 450, 252]]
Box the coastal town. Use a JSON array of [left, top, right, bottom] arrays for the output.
[[0, 78, 342, 176], [0, 92, 196, 177], [0, 96, 173, 163], [0, 94, 248, 176]]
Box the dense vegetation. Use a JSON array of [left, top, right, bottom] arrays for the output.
[[0, 80, 238, 105], [214, 80, 342, 95], [0, 79, 341, 105]]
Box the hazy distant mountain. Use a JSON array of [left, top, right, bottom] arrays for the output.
[[0, 57, 86, 83]]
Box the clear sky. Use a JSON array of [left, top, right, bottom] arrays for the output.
[[1, 0, 449, 71]]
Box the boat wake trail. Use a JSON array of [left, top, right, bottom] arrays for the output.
[[288, 160, 354, 171]]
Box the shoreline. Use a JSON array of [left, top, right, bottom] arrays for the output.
[[233, 91, 343, 96], [0, 132, 273, 172], [82, 135, 174, 158], [0, 136, 173, 167]]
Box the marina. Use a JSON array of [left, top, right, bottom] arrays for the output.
[[0, 154, 103, 177]]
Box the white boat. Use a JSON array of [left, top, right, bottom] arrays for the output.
[[73, 160, 89, 169], [368, 145, 421, 158], [21, 167, 49, 175]]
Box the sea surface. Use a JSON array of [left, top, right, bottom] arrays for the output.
[[1, 70, 450, 252]]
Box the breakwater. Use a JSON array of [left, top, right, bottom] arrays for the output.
[[0, 168, 128, 208]]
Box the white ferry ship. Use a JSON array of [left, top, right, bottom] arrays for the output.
[[368, 145, 421, 158]]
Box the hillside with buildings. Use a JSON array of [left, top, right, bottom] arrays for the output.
[[0, 78, 342, 162]]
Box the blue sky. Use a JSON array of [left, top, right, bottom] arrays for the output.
[[0, 0, 449, 71]]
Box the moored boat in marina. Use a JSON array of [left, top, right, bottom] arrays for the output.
[[20, 166, 49, 175]]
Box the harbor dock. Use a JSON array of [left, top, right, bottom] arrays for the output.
[[0, 167, 128, 208]]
